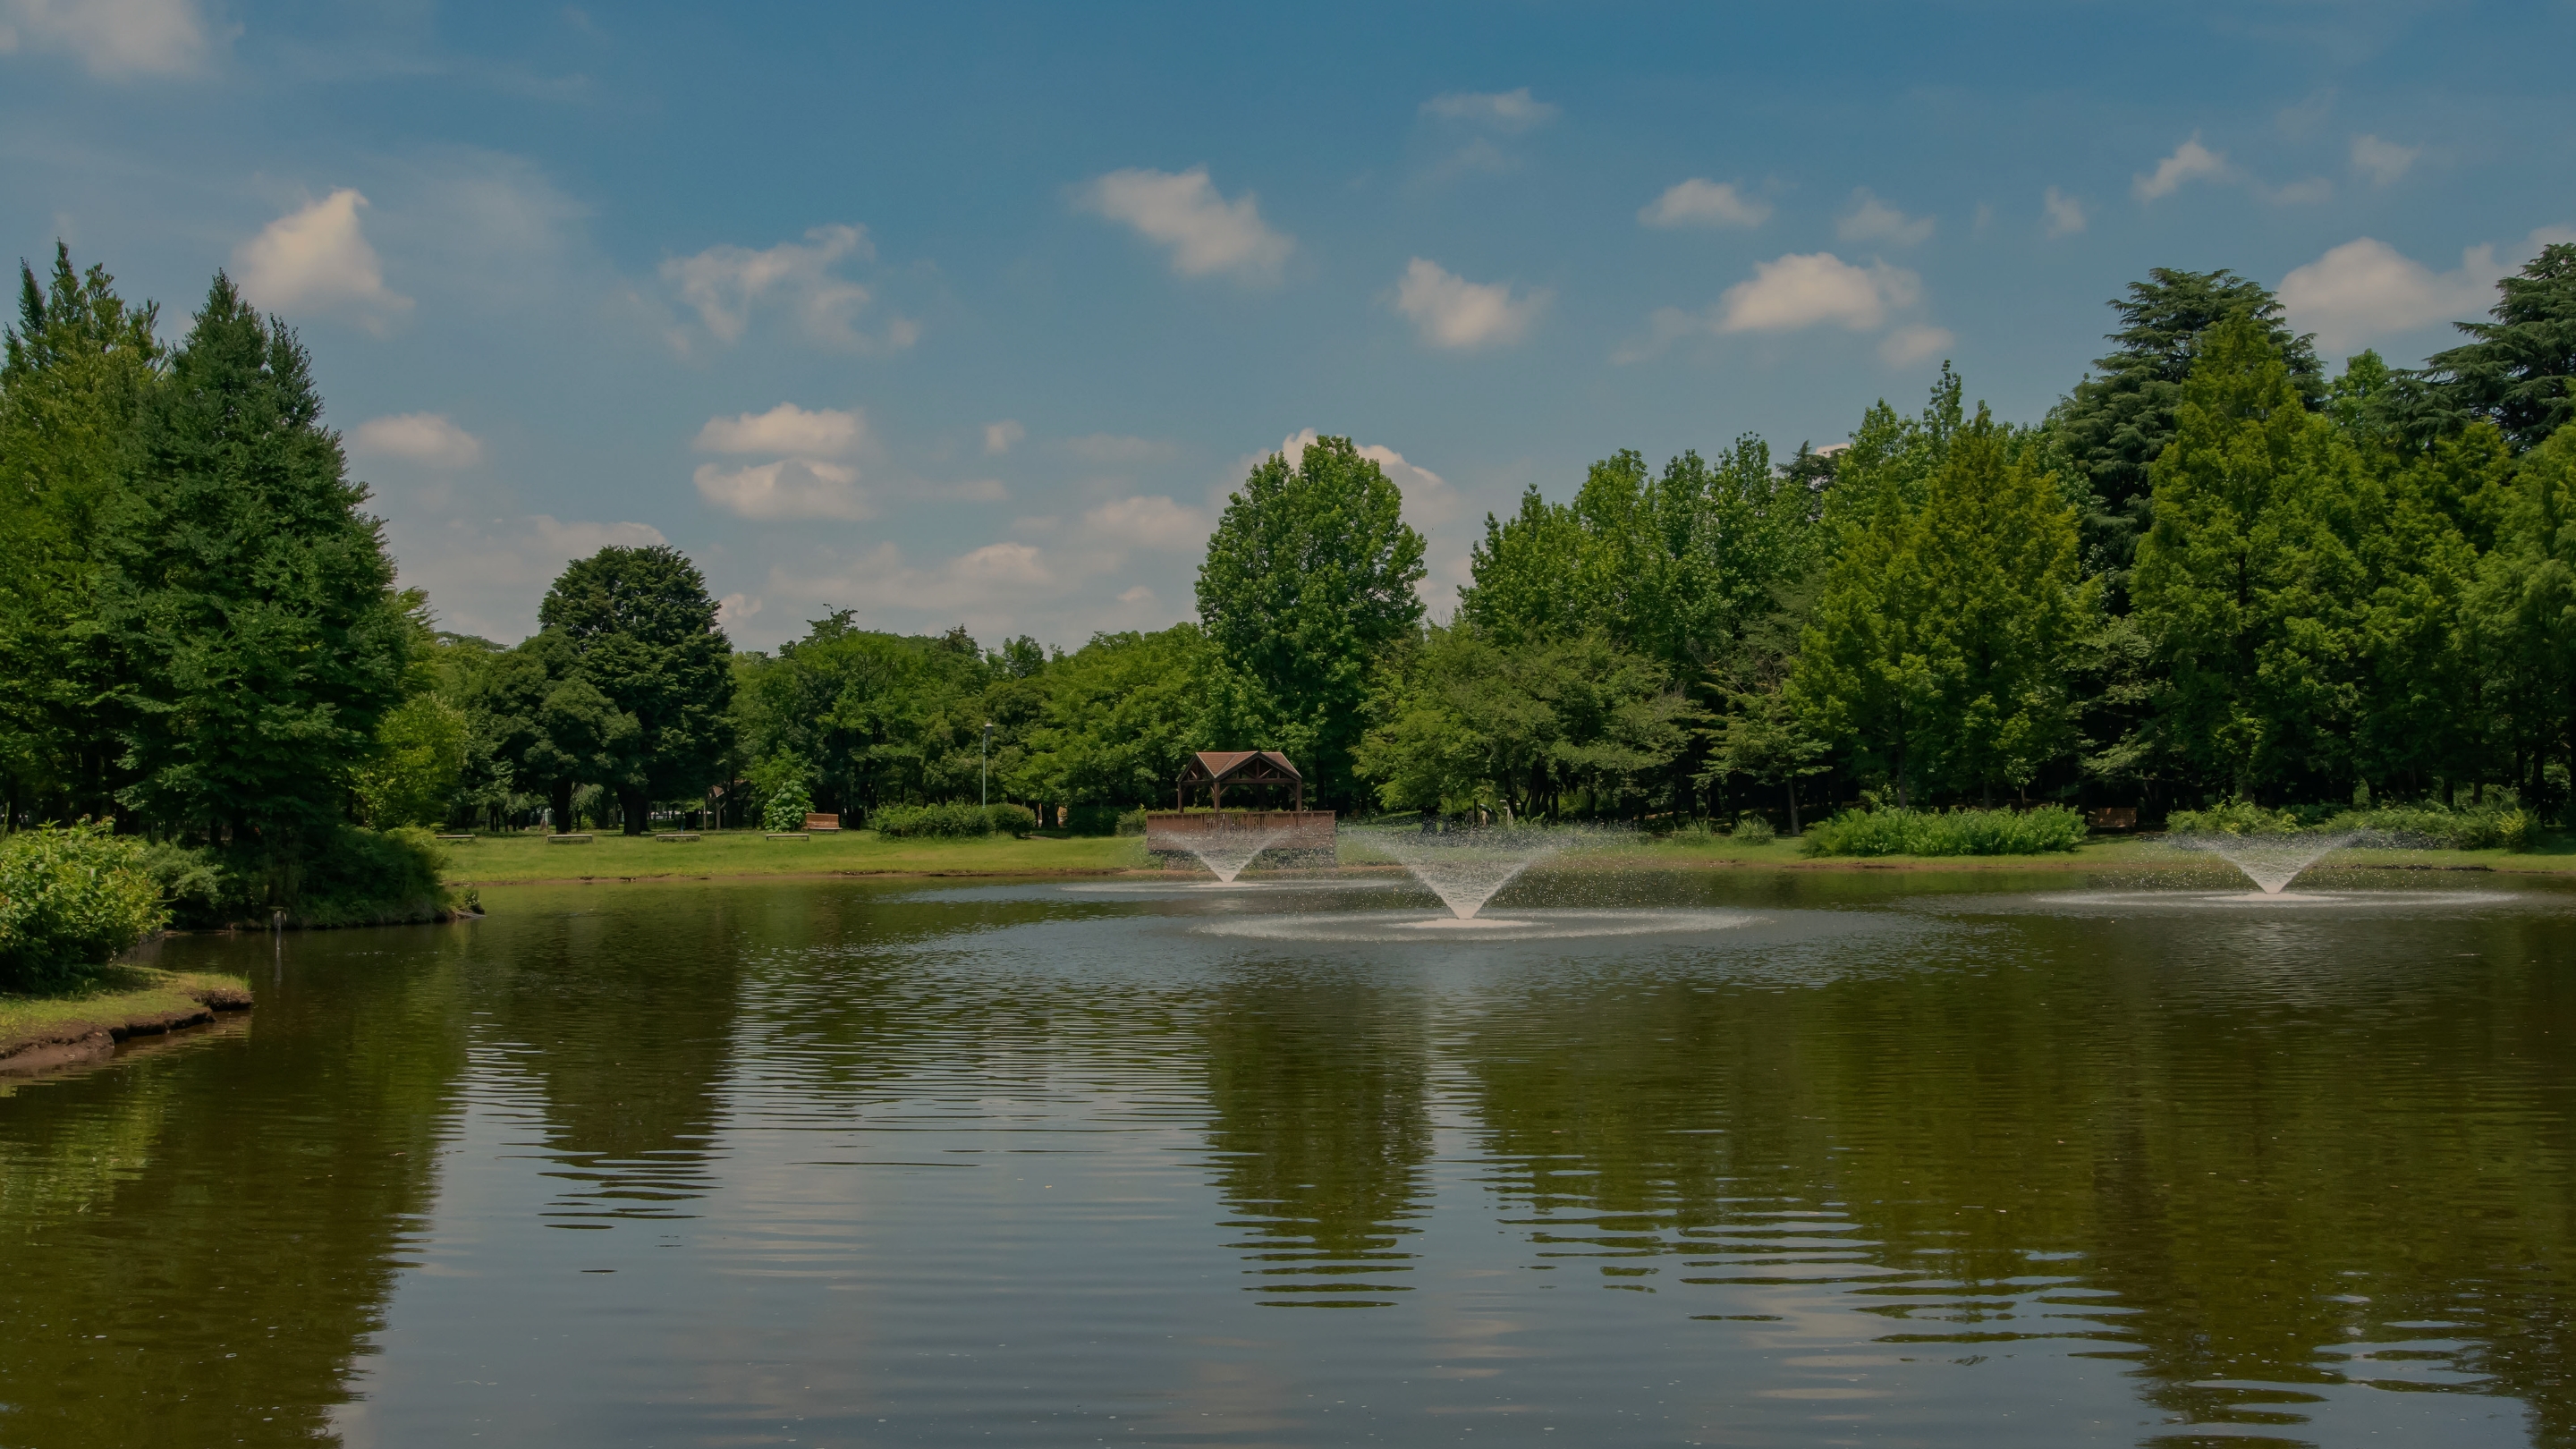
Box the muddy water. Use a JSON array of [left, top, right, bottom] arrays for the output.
[[3, 867, 2573, 1447]]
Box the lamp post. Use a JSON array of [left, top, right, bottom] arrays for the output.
[[982, 721, 993, 808]]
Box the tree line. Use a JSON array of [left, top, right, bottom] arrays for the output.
[[8, 243, 2576, 862]]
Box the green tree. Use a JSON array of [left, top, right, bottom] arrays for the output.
[[2131, 314, 2369, 801], [2048, 269, 2322, 595], [1008, 623, 1213, 807], [2417, 242, 2576, 453], [2470, 424, 2576, 816], [0, 245, 162, 825], [1196, 435, 1426, 807], [537, 546, 733, 834], [1793, 401, 2090, 804], [102, 274, 411, 853], [352, 693, 469, 827]]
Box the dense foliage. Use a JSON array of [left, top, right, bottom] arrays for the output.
[[0, 822, 168, 989]]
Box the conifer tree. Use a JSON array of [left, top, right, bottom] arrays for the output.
[[2131, 313, 2367, 801], [535, 546, 733, 834], [103, 275, 411, 845]]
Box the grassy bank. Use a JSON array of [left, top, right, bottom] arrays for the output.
[[0, 966, 252, 1070], [442, 828, 1148, 885]]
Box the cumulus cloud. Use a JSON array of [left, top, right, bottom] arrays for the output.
[[693, 402, 865, 458], [383, 512, 673, 642], [2278, 236, 2506, 352], [1877, 326, 1954, 367], [0, 0, 216, 76], [2133, 135, 2228, 201], [1079, 494, 1208, 551], [1077, 166, 1292, 283], [1420, 87, 1558, 131], [982, 419, 1024, 455], [1836, 190, 1934, 246], [2042, 187, 2087, 238], [233, 190, 412, 328], [1639, 178, 1770, 230], [1392, 258, 1548, 350], [692, 458, 870, 521], [659, 224, 913, 352], [350, 412, 482, 469], [2351, 134, 2419, 187], [1717, 252, 1919, 333], [716, 593, 763, 628]]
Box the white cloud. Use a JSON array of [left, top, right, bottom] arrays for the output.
[[693, 402, 865, 458], [1272, 428, 1457, 527], [1079, 495, 1208, 551], [2042, 186, 2087, 238], [692, 458, 870, 521], [0, 0, 216, 76], [529, 515, 667, 557], [2133, 135, 2228, 201], [658, 224, 912, 352], [1420, 87, 1558, 131], [716, 593, 763, 629], [1117, 585, 1155, 606], [1639, 178, 1770, 230], [351, 413, 482, 469], [1392, 258, 1547, 350], [2350, 134, 2420, 187], [1836, 189, 1934, 246], [2278, 237, 2506, 352], [233, 190, 412, 328], [1077, 166, 1292, 284], [1877, 326, 1954, 367], [982, 419, 1024, 455], [2258, 176, 2334, 205], [1717, 252, 1919, 333]]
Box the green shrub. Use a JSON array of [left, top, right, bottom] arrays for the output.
[[0, 823, 170, 991], [1801, 805, 2087, 858], [131, 825, 455, 930], [1059, 804, 1125, 835], [1114, 808, 1148, 837], [2165, 799, 2301, 835], [2314, 802, 2535, 851], [1731, 813, 1776, 844], [871, 802, 1038, 838]]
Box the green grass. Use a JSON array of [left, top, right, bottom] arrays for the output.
[[440, 827, 1148, 884], [0, 967, 249, 1054]]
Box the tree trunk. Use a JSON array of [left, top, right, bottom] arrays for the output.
[[620, 785, 649, 836], [550, 779, 574, 835], [1786, 778, 1801, 835]]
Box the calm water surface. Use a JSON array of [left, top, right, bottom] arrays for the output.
[[4, 866, 2574, 1448]]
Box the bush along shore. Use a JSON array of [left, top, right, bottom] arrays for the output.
[[0, 824, 254, 1070]]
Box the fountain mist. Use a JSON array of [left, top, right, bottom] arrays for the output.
[[1174, 818, 1293, 884], [1354, 824, 1582, 919], [2173, 831, 2363, 894]]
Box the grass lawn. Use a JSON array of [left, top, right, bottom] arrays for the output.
[[437, 825, 2576, 886], [439, 828, 1150, 885], [0, 967, 251, 1059]]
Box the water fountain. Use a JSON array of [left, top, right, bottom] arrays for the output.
[[1348, 822, 1575, 923], [1170, 816, 1295, 884], [2171, 830, 2363, 895]]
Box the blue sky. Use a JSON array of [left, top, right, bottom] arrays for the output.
[[5, 1, 2571, 649]]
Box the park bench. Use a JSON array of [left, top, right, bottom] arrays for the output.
[[764, 832, 809, 841], [546, 834, 594, 844], [435, 834, 474, 843], [655, 833, 700, 843], [803, 813, 843, 832], [2087, 808, 2139, 832]]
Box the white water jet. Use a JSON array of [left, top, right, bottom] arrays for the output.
[[1353, 825, 1575, 919], [1174, 818, 1293, 884], [2171, 831, 2363, 894]]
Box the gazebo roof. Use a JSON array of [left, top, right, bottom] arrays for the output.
[[1177, 750, 1301, 784]]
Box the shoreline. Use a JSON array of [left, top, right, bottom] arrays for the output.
[[0, 970, 254, 1076]]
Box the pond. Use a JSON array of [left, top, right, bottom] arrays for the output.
[[4, 866, 2573, 1447]]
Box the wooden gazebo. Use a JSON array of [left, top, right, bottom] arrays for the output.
[[1174, 750, 1304, 811]]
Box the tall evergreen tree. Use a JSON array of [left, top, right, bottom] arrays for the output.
[[2049, 269, 2322, 597], [0, 245, 162, 823], [103, 275, 411, 847], [536, 545, 733, 834], [2416, 242, 2576, 453], [2470, 423, 2576, 816], [1195, 435, 1426, 807], [2131, 314, 2367, 802]]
